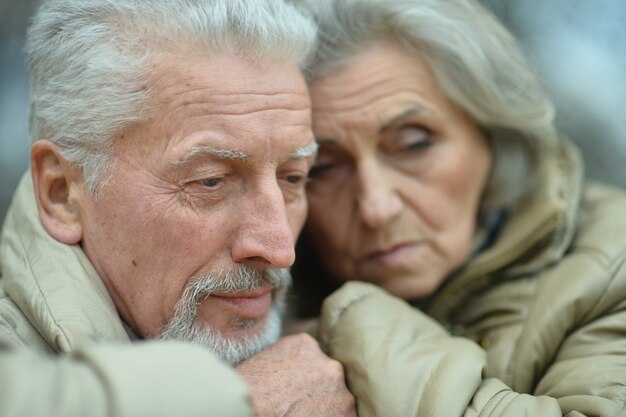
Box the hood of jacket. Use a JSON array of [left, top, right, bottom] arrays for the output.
[[0, 173, 129, 352], [426, 137, 585, 321]]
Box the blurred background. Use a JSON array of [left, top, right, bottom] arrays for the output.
[[1, 0, 625, 224], [483, 0, 626, 187], [1, 0, 37, 224]]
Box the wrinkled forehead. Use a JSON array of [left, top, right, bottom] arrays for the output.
[[310, 41, 438, 108], [113, 51, 315, 166], [308, 41, 449, 137], [147, 51, 311, 112]]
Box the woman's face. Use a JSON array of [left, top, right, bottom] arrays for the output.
[[305, 41, 492, 300]]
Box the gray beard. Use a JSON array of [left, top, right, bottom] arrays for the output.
[[158, 266, 291, 366]]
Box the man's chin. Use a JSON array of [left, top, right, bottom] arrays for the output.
[[159, 267, 291, 365], [160, 307, 283, 366], [202, 310, 282, 365], [204, 314, 270, 339]]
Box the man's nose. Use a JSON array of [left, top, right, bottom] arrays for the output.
[[230, 181, 296, 269], [357, 160, 403, 229]]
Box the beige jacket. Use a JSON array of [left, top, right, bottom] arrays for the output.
[[317, 140, 626, 417], [0, 174, 253, 417]]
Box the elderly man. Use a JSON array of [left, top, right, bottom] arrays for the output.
[[0, 1, 355, 416]]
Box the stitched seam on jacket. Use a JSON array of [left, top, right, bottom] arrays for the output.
[[321, 291, 378, 351], [329, 292, 376, 331], [478, 389, 515, 417], [504, 247, 624, 387], [587, 255, 626, 320], [15, 230, 71, 350]]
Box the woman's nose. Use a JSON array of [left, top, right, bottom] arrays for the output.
[[356, 161, 403, 229]]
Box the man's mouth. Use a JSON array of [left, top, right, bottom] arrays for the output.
[[210, 287, 274, 319]]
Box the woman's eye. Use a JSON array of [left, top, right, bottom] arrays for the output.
[[389, 126, 433, 153], [405, 138, 432, 151], [308, 162, 335, 178], [308, 152, 339, 178]]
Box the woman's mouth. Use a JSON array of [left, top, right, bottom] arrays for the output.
[[363, 242, 421, 268]]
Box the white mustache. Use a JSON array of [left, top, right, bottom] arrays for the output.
[[184, 266, 291, 304]]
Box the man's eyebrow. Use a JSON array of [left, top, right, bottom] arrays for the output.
[[379, 106, 427, 134], [289, 141, 318, 159], [172, 145, 250, 166], [171, 141, 318, 166]]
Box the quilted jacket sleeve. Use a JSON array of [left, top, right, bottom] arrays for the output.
[[319, 281, 626, 417], [0, 335, 254, 417]]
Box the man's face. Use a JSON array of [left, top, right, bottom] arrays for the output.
[[75, 52, 315, 361]]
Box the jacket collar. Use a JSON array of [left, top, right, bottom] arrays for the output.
[[0, 172, 129, 352], [427, 138, 584, 321]]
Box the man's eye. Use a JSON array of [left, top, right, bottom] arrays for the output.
[[285, 175, 305, 185], [200, 177, 221, 187]]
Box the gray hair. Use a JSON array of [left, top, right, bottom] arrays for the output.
[[26, 0, 317, 193], [291, 0, 560, 208]]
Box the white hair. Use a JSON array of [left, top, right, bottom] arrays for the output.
[[159, 266, 292, 366], [291, 0, 561, 208], [26, 0, 317, 193]]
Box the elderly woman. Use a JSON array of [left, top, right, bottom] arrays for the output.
[[288, 0, 626, 416]]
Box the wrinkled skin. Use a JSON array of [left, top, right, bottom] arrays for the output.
[[306, 41, 492, 300]]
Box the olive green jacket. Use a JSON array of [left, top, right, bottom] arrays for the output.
[[318, 140, 626, 417], [0, 174, 254, 417]]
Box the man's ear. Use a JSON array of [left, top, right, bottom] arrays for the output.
[[31, 140, 85, 244]]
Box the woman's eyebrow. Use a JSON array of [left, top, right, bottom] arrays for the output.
[[379, 106, 427, 134]]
